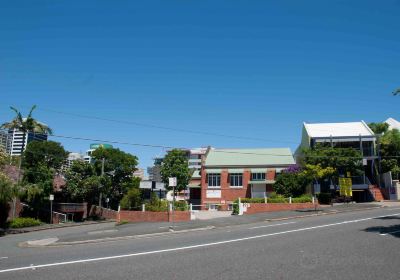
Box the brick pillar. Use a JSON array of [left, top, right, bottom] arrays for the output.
[[243, 170, 251, 198], [221, 170, 229, 203], [267, 169, 276, 180]]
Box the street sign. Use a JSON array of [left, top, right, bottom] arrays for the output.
[[339, 178, 352, 196], [49, 194, 54, 201], [169, 177, 177, 187]]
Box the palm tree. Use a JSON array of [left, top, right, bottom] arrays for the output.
[[1, 105, 53, 154]]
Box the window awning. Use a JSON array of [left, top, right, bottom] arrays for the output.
[[248, 180, 275, 185], [191, 170, 201, 178], [228, 168, 244, 173], [205, 169, 222, 174], [250, 168, 267, 173], [188, 183, 201, 188]]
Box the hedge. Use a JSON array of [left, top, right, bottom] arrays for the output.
[[8, 217, 42, 229]]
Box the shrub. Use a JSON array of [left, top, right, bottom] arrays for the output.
[[317, 193, 332, 205], [174, 201, 188, 211], [146, 200, 169, 212], [145, 193, 188, 212], [232, 199, 239, 215], [9, 217, 42, 228], [273, 172, 310, 197], [292, 195, 313, 203], [120, 188, 142, 210]]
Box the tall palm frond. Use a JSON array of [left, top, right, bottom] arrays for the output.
[[393, 88, 400, 96]]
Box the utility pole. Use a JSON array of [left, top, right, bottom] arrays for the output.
[[99, 157, 105, 208]]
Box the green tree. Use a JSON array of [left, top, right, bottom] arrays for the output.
[[120, 187, 142, 210], [301, 147, 363, 177], [23, 141, 68, 171], [368, 122, 389, 135], [160, 149, 191, 193], [0, 172, 13, 228], [91, 147, 138, 205], [273, 171, 310, 197], [301, 164, 336, 185], [379, 129, 400, 178], [63, 161, 102, 204]]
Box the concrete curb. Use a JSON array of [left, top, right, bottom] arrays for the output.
[[20, 226, 216, 248], [17, 205, 386, 248], [6, 220, 116, 235], [265, 206, 384, 222]]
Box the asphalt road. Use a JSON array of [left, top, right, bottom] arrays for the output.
[[1, 206, 400, 280]]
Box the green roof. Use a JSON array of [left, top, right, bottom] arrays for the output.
[[205, 148, 294, 167]]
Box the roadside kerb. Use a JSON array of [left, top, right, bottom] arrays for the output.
[[19, 226, 215, 248]]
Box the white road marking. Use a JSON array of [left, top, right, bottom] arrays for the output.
[[1, 212, 399, 274], [249, 222, 296, 229], [0, 257, 8, 260], [380, 229, 400, 236]]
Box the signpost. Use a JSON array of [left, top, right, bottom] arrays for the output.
[[169, 177, 177, 231], [49, 194, 54, 224]]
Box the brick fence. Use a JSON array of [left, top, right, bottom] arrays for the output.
[[244, 203, 317, 215], [89, 205, 118, 220], [118, 210, 190, 223]]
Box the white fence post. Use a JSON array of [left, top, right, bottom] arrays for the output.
[[312, 196, 315, 204], [289, 197, 292, 204], [238, 197, 243, 215], [142, 204, 145, 212]]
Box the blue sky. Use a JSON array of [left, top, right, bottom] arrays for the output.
[[1, 0, 399, 170]]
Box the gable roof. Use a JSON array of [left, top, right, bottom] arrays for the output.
[[205, 148, 295, 167], [303, 121, 375, 138], [385, 118, 400, 130]]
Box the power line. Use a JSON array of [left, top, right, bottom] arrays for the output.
[[2, 128, 398, 159], [38, 108, 299, 144]]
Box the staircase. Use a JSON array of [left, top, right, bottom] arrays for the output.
[[369, 185, 385, 201]]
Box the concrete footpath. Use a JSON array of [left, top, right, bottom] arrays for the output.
[[17, 202, 392, 247]]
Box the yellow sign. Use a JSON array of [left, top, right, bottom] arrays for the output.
[[339, 178, 352, 197]]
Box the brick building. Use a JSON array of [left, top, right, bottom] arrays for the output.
[[200, 148, 295, 210]]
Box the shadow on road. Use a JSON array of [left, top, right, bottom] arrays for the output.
[[363, 216, 400, 238]]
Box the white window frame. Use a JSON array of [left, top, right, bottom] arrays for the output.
[[229, 173, 243, 188], [207, 173, 221, 188], [251, 172, 266, 181]]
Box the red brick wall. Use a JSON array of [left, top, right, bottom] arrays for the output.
[[118, 211, 190, 223], [244, 203, 316, 215], [267, 169, 276, 180], [202, 169, 280, 205], [89, 205, 118, 220]]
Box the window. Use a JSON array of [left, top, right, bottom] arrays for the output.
[[251, 173, 265, 181], [229, 173, 243, 187], [208, 173, 221, 188]]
